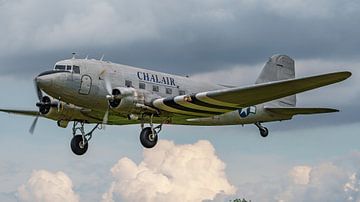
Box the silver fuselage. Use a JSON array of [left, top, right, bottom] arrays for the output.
[[36, 58, 288, 125]]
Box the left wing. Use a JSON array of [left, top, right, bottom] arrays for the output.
[[0, 109, 40, 117], [152, 71, 351, 116]]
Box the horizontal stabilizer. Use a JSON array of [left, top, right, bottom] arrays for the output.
[[0, 108, 39, 117], [264, 107, 339, 116]]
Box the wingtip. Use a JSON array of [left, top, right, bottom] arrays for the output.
[[332, 109, 340, 113], [325, 108, 340, 113], [343, 71, 352, 78], [332, 71, 352, 82]]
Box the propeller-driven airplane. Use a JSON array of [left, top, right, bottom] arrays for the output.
[[0, 54, 351, 155]]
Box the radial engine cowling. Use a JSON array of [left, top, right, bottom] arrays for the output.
[[36, 96, 58, 116], [109, 87, 144, 113], [36, 96, 86, 121]]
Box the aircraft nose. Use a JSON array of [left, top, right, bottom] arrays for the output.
[[36, 74, 53, 89]]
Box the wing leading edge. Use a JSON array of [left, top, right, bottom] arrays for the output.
[[152, 71, 351, 116], [0, 109, 40, 117]]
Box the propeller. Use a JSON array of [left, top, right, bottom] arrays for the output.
[[34, 77, 43, 102], [101, 70, 123, 126], [102, 70, 113, 126], [103, 109, 109, 126], [30, 77, 42, 134], [29, 116, 39, 134], [30, 77, 58, 134], [104, 71, 113, 97], [30, 76, 61, 134]]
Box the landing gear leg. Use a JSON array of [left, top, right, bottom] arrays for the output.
[[139, 114, 164, 149], [255, 122, 269, 138], [70, 122, 100, 155]]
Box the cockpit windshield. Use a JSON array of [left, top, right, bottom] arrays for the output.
[[54, 65, 66, 70], [54, 65, 80, 74]]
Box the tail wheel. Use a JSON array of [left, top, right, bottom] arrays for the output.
[[140, 127, 158, 148], [71, 135, 88, 155]]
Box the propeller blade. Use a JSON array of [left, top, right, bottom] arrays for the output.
[[29, 116, 39, 135], [102, 108, 109, 126], [57, 102, 61, 112], [103, 71, 113, 95], [34, 78, 43, 101]]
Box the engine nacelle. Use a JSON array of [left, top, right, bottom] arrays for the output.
[[38, 96, 90, 122], [109, 87, 144, 113]]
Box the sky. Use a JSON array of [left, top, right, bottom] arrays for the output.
[[0, 0, 360, 201]]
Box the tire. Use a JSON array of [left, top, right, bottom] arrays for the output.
[[140, 127, 158, 148], [71, 135, 88, 155], [260, 127, 269, 138]]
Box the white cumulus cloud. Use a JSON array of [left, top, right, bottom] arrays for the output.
[[17, 170, 79, 202], [235, 152, 360, 202], [102, 140, 236, 202], [289, 165, 311, 185]]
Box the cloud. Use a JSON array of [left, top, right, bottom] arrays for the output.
[[1, 0, 360, 76], [102, 140, 236, 202], [289, 166, 311, 185], [233, 152, 360, 202], [17, 170, 80, 202], [190, 63, 261, 86]]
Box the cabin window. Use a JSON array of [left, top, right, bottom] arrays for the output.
[[179, 90, 185, 95], [66, 65, 72, 71], [55, 65, 66, 70], [73, 66, 80, 74], [153, 85, 159, 92], [166, 88, 172, 94], [125, 80, 132, 87], [139, 82, 146, 89]]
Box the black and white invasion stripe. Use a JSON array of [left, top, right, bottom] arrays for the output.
[[152, 93, 240, 117]]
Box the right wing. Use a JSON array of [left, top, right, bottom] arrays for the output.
[[152, 71, 351, 116], [0, 109, 40, 117]]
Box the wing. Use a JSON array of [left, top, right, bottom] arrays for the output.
[[0, 108, 40, 117], [152, 71, 351, 116]]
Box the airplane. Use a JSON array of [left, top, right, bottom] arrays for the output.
[[0, 54, 351, 155]]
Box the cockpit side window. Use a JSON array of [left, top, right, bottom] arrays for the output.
[[55, 65, 66, 70], [66, 65, 72, 71], [73, 65, 80, 74]]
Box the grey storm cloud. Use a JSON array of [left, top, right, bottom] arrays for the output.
[[0, 0, 360, 76]]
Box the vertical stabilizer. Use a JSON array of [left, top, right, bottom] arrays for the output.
[[256, 55, 296, 107]]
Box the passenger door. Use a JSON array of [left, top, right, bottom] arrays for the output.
[[79, 75, 92, 95]]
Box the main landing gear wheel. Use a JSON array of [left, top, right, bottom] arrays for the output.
[[70, 122, 100, 155], [255, 122, 269, 138], [71, 135, 88, 155], [139, 114, 166, 149], [140, 127, 158, 148]]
